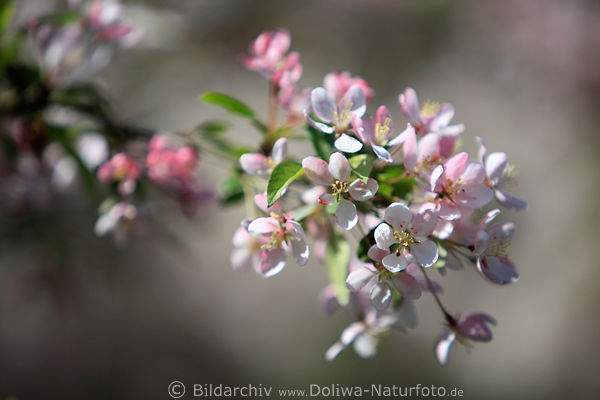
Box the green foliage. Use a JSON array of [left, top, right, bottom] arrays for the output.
[[199, 92, 255, 118], [266, 160, 303, 207], [356, 226, 377, 262], [220, 176, 245, 206], [348, 154, 373, 183], [307, 125, 335, 160], [326, 231, 351, 306], [375, 165, 417, 199]]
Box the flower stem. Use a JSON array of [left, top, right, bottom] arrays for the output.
[[419, 265, 456, 325]]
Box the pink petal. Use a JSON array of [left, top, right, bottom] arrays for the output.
[[370, 282, 392, 310], [477, 255, 518, 285], [302, 156, 333, 185], [240, 153, 268, 177], [371, 145, 392, 163], [411, 207, 438, 237], [485, 152, 508, 185], [454, 184, 494, 209], [392, 273, 422, 300], [495, 190, 527, 211], [248, 217, 279, 235], [457, 314, 495, 342], [398, 87, 420, 121], [341, 322, 366, 345], [430, 102, 455, 131], [444, 152, 468, 181], [486, 222, 515, 248], [305, 111, 335, 134], [401, 125, 417, 172], [231, 248, 252, 272], [346, 266, 376, 292], [367, 245, 389, 264], [258, 247, 286, 277]]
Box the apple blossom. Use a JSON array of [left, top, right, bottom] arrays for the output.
[[398, 87, 464, 137], [239, 138, 287, 179], [435, 312, 496, 366], [302, 152, 378, 230], [97, 152, 141, 195], [306, 85, 366, 153]]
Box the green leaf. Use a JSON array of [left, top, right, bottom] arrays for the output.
[[356, 226, 376, 262], [348, 154, 373, 183], [307, 125, 335, 159], [220, 176, 245, 206], [326, 232, 351, 306], [0, 0, 15, 35], [199, 92, 255, 118], [266, 160, 303, 207], [290, 204, 317, 222]]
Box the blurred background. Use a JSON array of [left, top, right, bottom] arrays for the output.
[[2, 0, 599, 399]]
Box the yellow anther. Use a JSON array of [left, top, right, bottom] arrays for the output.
[[420, 100, 440, 118], [375, 117, 391, 144]]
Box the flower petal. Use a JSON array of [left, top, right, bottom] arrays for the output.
[[271, 138, 288, 164], [348, 178, 378, 201], [435, 331, 456, 366], [495, 190, 528, 211], [371, 144, 392, 163], [370, 282, 392, 310], [340, 85, 366, 118], [477, 255, 519, 285], [346, 267, 376, 292], [410, 239, 438, 267], [336, 198, 358, 230], [382, 252, 409, 273], [485, 152, 508, 185], [247, 217, 279, 234], [367, 245, 389, 264], [444, 152, 468, 181], [239, 153, 268, 177], [302, 156, 333, 185], [392, 273, 422, 300], [334, 134, 363, 153], [374, 223, 396, 249], [384, 202, 412, 232], [258, 248, 286, 277], [305, 111, 335, 134], [454, 184, 494, 209], [398, 87, 420, 121], [310, 86, 335, 122], [289, 236, 309, 266], [328, 152, 351, 181]]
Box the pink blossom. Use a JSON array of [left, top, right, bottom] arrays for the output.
[[352, 106, 409, 162], [244, 196, 308, 277], [302, 152, 378, 230], [374, 202, 439, 271], [146, 135, 198, 186], [323, 71, 374, 103], [429, 152, 494, 220], [474, 209, 519, 285], [398, 87, 464, 137], [239, 138, 287, 179], [305, 85, 366, 153], [476, 137, 527, 211], [97, 152, 141, 195], [240, 29, 293, 80], [86, 0, 140, 47], [435, 312, 496, 366]]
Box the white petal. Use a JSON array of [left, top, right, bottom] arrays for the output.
[[310, 86, 335, 122], [305, 111, 335, 134], [410, 239, 438, 267], [328, 152, 351, 181], [374, 223, 396, 249], [382, 252, 409, 273], [353, 334, 378, 358], [271, 138, 288, 164], [340, 85, 366, 118], [372, 144, 392, 163], [346, 267, 376, 292], [370, 283, 392, 310], [289, 236, 309, 266], [384, 202, 412, 232], [348, 178, 378, 201], [325, 341, 345, 361], [335, 199, 358, 230], [435, 331, 456, 366], [334, 134, 363, 153], [247, 217, 279, 234], [341, 322, 366, 345]]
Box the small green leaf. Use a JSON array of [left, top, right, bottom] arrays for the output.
[[220, 176, 245, 206], [0, 0, 15, 35], [266, 160, 304, 207], [326, 232, 351, 306], [348, 154, 373, 183], [199, 92, 255, 118], [290, 204, 317, 222]]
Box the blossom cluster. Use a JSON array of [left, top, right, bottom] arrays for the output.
[[230, 29, 526, 365]]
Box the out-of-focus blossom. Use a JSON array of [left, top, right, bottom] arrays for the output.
[[239, 138, 287, 179], [306, 85, 366, 153], [374, 202, 439, 271], [85, 0, 140, 47], [429, 152, 494, 220], [476, 137, 527, 211], [94, 201, 137, 240], [240, 29, 292, 80], [302, 152, 378, 230], [97, 152, 141, 195], [323, 71, 374, 103], [474, 209, 519, 285], [75, 132, 109, 169], [435, 313, 496, 366], [146, 134, 198, 186]]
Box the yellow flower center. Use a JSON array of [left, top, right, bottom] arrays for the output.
[[420, 100, 440, 118], [375, 117, 391, 144], [330, 179, 349, 201]]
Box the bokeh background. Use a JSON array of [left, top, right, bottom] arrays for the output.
[[2, 0, 600, 399]]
